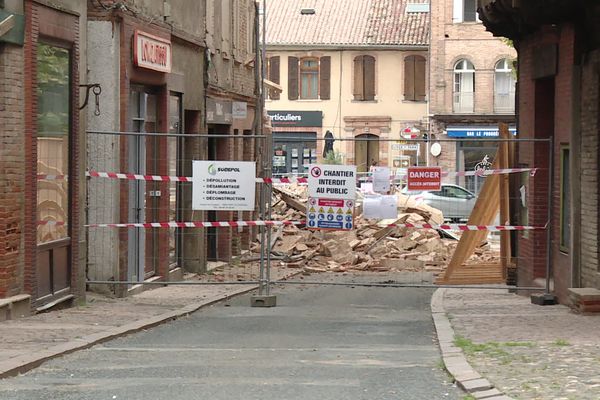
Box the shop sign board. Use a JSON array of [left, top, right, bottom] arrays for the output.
[[407, 166, 442, 191], [206, 98, 233, 124], [446, 127, 517, 138], [192, 161, 256, 210], [392, 142, 420, 151], [268, 111, 323, 127], [133, 30, 172, 73], [232, 102, 248, 119], [307, 164, 356, 230]]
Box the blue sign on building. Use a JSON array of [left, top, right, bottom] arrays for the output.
[[446, 126, 517, 138]]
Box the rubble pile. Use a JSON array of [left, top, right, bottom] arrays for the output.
[[249, 183, 500, 277]]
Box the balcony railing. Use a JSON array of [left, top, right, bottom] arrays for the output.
[[453, 92, 474, 113], [494, 93, 516, 114]]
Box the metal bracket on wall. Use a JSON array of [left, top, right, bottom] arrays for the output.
[[79, 84, 102, 116]]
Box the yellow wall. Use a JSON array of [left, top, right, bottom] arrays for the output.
[[266, 48, 428, 169]]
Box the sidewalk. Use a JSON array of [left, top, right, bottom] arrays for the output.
[[433, 288, 600, 400], [0, 265, 296, 379]]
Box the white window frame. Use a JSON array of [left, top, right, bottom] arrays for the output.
[[453, 59, 475, 113]]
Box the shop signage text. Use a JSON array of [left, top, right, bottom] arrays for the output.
[[446, 127, 517, 138], [268, 111, 323, 127], [192, 161, 256, 210], [407, 167, 442, 191], [134, 30, 172, 73]]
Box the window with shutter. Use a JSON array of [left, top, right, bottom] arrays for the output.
[[364, 56, 375, 101], [353, 56, 364, 100], [320, 56, 331, 100], [300, 58, 319, 99], [269, 56, 280, 100], [404, 56, 416, 101], [404, 55, 426, 102], [353, 55, 376, 101], [288, 56, 299, 100]]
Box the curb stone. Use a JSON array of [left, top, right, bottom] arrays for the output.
[[0, 285, 260, 379], [431, 288, 515, 400]]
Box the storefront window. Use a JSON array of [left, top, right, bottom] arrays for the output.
[[457, 141, 497, 194], [37, 43, 71, 243], [272, 133, 317, 176]]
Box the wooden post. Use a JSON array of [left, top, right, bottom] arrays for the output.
[[498, 124, 511, 279]]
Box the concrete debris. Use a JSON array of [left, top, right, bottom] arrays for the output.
[[255, 184, 500, 278]]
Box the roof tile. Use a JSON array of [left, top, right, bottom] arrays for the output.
[[266, 0, 429, 46]]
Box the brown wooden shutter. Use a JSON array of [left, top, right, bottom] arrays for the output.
[[269, 56, 280, 100], [319, 56, 331, 100], [404, 56, 416, 101], [364, 56, 376, 101], [415, 56, 426, 101], [353, 56, 364, 100], [288, 56, 299, 100]]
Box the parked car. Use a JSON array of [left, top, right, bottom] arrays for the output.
[[401, 184, 477, 222]]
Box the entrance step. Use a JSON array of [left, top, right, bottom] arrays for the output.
[[568, 288, 600, 313], [0, 294, 31, 321]]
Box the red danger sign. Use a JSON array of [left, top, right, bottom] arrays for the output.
[[407, 167, 442, 191]]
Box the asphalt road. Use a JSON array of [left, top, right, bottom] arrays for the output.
[[0, 277, 463, 400]]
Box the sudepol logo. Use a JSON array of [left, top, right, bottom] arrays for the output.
[[208, 164, 217, 175]]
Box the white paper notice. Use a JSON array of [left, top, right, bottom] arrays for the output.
[[362, 196, 381, 219], [380, 195, 398, 219], [362, 195, 398, 220], [192, 161, 256, 210], [372, 167, 391, 193]]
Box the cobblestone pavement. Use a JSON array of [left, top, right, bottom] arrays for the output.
[[441, 288, 600, 400]]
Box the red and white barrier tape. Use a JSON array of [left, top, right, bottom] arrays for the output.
[[38, 167, 535, 183], [37, 220, 546, 231], [391, 223, 543, 231], [87, 171, 192, 182]]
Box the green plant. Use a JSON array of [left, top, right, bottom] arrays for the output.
[[323, 150, 342, 165], [553, 338, 570, 346]]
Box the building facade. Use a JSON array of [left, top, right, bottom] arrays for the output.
[[0, 0, 87, 313], [204, 0, 260, 263], [480, 0, 600, 303], [265, 0, 429, 176], [86, 0, 259, 296], [429, 0, 516, 193]]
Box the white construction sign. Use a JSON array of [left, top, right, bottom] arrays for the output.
[[307, 164, 356, 230], [192, 161, 256, 210]]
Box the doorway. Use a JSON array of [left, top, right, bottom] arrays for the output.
[[355, 134, 380, 172], [127, 87, 160, 282]]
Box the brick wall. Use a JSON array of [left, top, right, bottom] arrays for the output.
[[516, 24, 577, 301], [23, 1, 83, 305], [0, 43, 25, 298], [429, 0, 516, 116], [580, 49, 600, 289]]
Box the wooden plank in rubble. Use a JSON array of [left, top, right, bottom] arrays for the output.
[[498, 123, 512, 279], [273, 187, 306, 214], [438, 141, 503, 284]]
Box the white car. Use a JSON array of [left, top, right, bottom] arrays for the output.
[[402, 184, 477, 222]]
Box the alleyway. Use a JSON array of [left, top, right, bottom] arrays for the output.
[[0, 274, 461, 400]]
